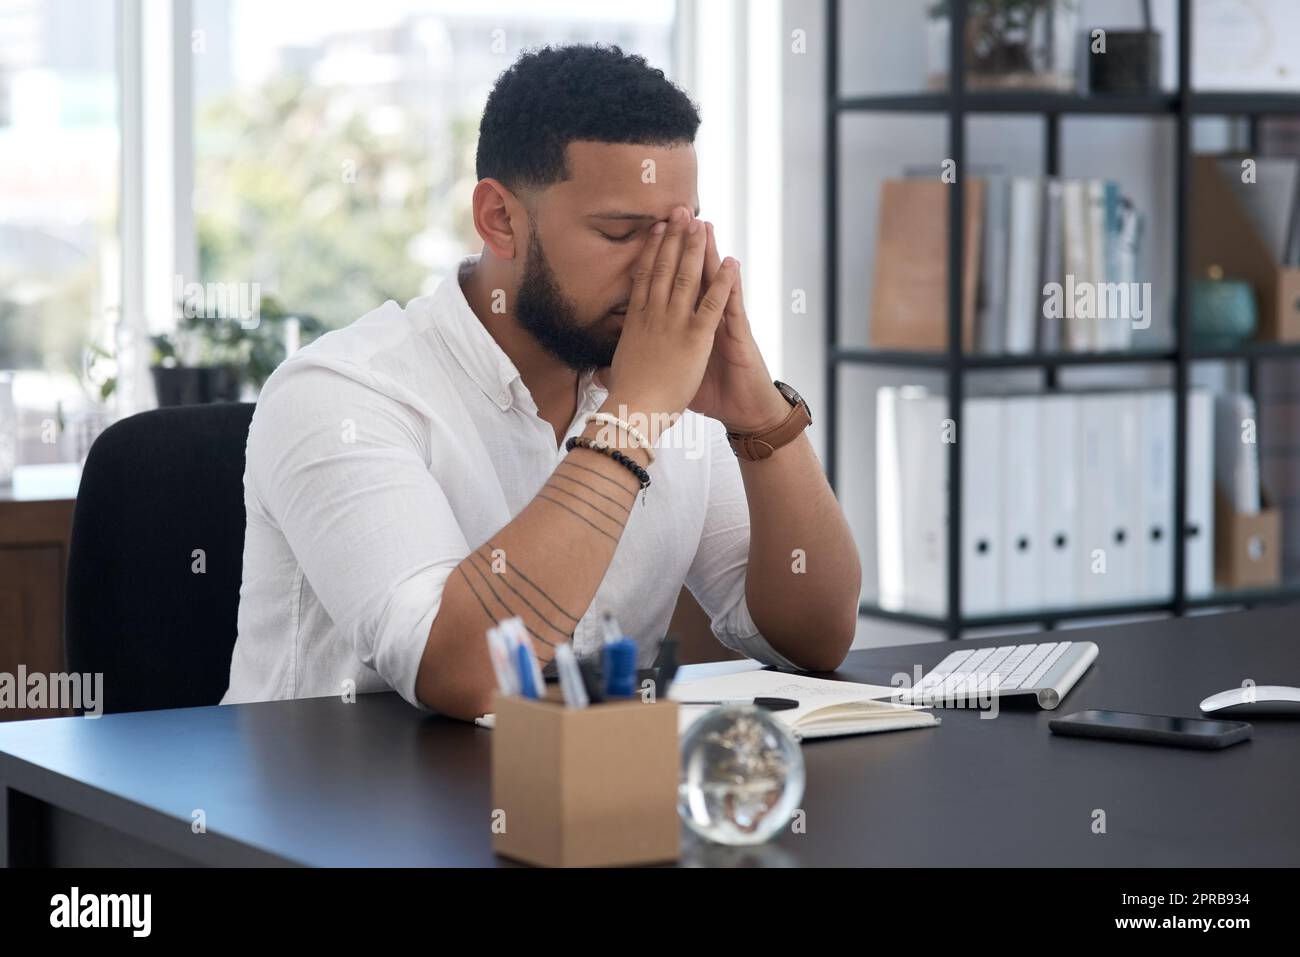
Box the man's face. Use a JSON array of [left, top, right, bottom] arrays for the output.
[[514, 140, 699, 372]]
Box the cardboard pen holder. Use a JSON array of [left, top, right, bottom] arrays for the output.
[[490, 692, 680, 867], [1214, 486, 1281, 590]]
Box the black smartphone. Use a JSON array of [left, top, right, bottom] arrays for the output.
[[1049, 709, 1252, 750]]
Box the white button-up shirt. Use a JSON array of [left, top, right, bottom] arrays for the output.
[[221, 256, 797, 712]]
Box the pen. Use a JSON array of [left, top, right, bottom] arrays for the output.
[[554, 643, 589, 709], [501, 617, 544, 700], [600, 611, 637, 698], [652, 636, 680, 702], [485, 625, 517, 696], [676, 697, 800, 712], [515, 643, 539, 698], [578, 659, 605, 704], [500, 619, 523, 689]]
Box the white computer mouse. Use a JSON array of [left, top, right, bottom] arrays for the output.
[[1199, 685, 1300, 716]]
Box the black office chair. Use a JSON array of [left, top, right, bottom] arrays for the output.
[[65, 402, 255, 714]]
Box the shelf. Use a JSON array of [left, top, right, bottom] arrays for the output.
[[1190, 342, 1300, 361], [834, 91, 1300, 117], [826, 0, 1300, 637], [855, 604, 954, 629], [1188, 92, 1300, 115], [833, 93, 951, 113], [831, 347, 1177, 370], [831, 348, 949, 368], [964, 349, 1178, 369], [1184, 585, 1300, 609], [859, 586, 1300, 632], [859, 598, 1177, 630], [835, 91, 1179, 116], [963, 599, 1178, 628]]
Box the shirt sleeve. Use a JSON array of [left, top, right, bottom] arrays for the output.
[[683, 417, 804, 671], [246, 358, 469, 710]]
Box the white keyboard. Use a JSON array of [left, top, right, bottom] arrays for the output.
[[897, 640, 1098, 710]]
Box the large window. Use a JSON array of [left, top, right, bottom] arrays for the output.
[[0, 0, 118, 464], [4, 0, 736, 464], [190, 0, 678, 330]]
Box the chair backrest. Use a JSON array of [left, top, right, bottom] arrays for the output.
[[65, 402, 255, 714]]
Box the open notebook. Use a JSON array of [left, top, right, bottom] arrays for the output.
[[472, 666, 939, 741], [671, 670, 938, 741]]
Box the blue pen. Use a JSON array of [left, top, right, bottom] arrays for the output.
[[601, 611, 637, 698], [498, 617, 544, 699], [516, 642, 539, 699]]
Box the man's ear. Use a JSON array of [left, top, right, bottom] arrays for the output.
[[472, 179, 526, 261]]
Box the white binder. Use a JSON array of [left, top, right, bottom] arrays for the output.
[[1213, 392, 1261, 514], [1107, 393, 1142, 602], [962, 397, 1003, 616], [876, 387, 905, 611], [1138, 391, 1175, 601], [906, 393, 949, 614], [999, 396, 1040, 611], [1185, 389, 1215, 597], [1076, 393, 1109, 604], [879, 389, 949, 615], [1038, 394, 1079, 608], [1078, 393, 1140, 604]]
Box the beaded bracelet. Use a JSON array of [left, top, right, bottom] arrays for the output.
[[581, 412, 656, 464], [565, 435, 651, 505]]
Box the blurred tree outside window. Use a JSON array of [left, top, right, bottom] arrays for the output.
[[192, 0, 676, 341], [0, 0, 119, 465]]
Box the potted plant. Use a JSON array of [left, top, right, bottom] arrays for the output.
[[927, 0, 1078, 91], [150, 295, 325, 406]]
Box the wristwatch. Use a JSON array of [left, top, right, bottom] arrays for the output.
[[725, 381, 813, 461]]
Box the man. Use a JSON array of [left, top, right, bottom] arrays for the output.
[[222, 44, 860, 721]]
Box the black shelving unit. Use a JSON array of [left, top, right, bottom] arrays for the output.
[[825, 0, 1300, 640]]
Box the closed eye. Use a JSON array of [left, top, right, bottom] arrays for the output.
[[598, 229, 639, 244]]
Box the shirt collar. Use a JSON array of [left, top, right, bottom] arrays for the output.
[[433, 254, 609, 415], [431, 255, 524, 411]]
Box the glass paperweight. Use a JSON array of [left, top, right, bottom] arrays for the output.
[[677, 705, 805, 846]]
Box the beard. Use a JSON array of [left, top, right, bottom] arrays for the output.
[[514, 230, 621, 372]]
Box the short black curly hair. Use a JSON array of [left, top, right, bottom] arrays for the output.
[[475, 44, 700, 191]]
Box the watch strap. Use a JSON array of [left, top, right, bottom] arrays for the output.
[[725, 391, 812, 461]]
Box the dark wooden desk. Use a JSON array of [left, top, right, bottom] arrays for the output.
[[1, 606, 1297, 867], [0, 465, 79, 722]]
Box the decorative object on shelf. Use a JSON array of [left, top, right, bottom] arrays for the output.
[[1191, 156, 1300, 343], [926, 0, 1079, 92], [1193, 0, 1300, 93], [150, 295, 325, 406], [1191, 264, 1259, 348], [1083, 0, 1161, 93]]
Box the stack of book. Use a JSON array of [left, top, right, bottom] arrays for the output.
[[868, 174, 1146, 354], [876, 387, 1216, 617], [977, 175, 1144, 354]]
